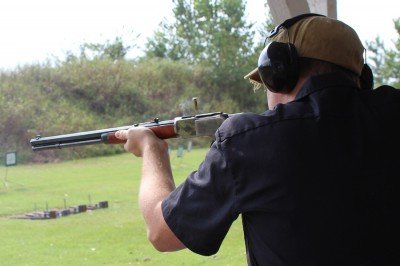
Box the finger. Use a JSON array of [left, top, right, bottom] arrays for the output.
[[115, 130, 128, 140]]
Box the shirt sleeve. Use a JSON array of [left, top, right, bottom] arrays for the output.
[[161, 140, 238, 256]]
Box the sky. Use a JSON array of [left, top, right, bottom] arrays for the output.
[[0, 0, 399, 70]]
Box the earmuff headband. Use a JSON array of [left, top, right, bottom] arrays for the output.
[[258, 14, 326, 93]]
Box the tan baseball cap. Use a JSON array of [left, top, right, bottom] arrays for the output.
[[244, 15, 365, 86]]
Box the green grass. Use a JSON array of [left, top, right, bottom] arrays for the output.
[[0, 148, 246, 265]]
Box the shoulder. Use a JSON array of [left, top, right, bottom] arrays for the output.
[[216, 104, 318, 142], [216, 113, 269, 141], [371, 85, 400, 99], [361, 85, 400, 108]]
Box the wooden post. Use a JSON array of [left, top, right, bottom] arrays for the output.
[[267, 0, 337, 24]]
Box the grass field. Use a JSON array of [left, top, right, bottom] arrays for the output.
[[0, 148, 246, 265]]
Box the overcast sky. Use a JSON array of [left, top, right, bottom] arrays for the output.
[[0, 0, 398, 70]]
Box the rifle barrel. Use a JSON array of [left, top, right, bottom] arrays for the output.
[[30, 120, 175, 151], [30, 112, 233, 151]]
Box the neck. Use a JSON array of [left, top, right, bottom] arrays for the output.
[[267, 75, 309, 109]]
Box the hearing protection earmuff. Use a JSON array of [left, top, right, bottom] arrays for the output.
[[258, 13, 374, 92], [360, 61, 374, 90]]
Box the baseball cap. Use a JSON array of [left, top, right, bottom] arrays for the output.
[[244, 15, 365, 86]]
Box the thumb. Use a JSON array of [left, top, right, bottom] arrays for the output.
[[115, 130, 128, 140]]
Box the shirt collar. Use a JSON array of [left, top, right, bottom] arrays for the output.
[[295, 72, 359, 100]]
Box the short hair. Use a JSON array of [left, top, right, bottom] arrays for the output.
[[299, 58, 361, 88]]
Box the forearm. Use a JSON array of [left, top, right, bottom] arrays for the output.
[[139, 142, 175, 234], [139, 140, 185, 251], [115, 127, 185, 251]]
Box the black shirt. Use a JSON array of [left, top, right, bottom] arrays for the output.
[[162, 72, 400, 265]]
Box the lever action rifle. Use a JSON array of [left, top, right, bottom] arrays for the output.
[[30, 112, 232, 151]]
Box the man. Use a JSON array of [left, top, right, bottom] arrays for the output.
[[116, 14, 400, 265]]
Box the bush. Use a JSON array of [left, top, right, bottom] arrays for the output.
[[1, 57, 239, 163]]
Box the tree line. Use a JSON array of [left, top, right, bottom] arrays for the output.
[[0, 0, 398, 163]]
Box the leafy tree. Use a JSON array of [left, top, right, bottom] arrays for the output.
[[366, 18, 400, 88], [366, 36, 386, 86], [144, 0, 273, 112], [79, 36, 133, 61], [146, 0, 255, 63]]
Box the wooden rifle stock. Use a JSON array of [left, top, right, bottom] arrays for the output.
[[101, 124, 178, 144]]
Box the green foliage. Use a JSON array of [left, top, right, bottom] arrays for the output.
[[366, 18, 400, 88], [147, 0, 256, 63], [0, 5, 276, 163], [366, 36, 386, 86], [79, 36, 132, 61], [1, 56, 248, 163], [145, 0, 268, 111], [0, 64, 106, 163]]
